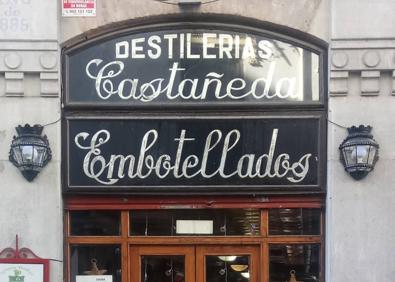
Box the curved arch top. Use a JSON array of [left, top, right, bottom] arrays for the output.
[[62, 14, 328, 51], [63, 16, 327, 109]]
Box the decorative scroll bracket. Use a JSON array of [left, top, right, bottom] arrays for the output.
[[0, 235, 50, 282], [0, 235, 42, 259]]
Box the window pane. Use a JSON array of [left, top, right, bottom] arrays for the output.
[[141, 255, 185, 282], [70, 245, 121, 282], [70, 211, 120, 236], [130, 209, 260, 236], [269, 244, 320, 282], [269, 208, 320, 235], [206, 255, 251, 282]]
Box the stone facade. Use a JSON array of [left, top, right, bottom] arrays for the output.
[[0, 1, 62, 282], [328, 1, 395, 281], [0, 0, 394, 281]]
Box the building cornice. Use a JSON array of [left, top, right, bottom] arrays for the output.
[[0, 40, 59, 97], [330, 38, 395, 97]]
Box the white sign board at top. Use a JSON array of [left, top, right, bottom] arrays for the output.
[[62, 0, 96, 17], [0, 263, 44, 282]]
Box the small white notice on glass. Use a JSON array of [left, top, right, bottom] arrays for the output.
[[176, 220, 213, 234], [76, 275, 113, 282]]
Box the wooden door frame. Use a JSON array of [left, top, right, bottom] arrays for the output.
[[64, 197, 325, 282], [196, 245, 260, 282], [129, 244, 260, 282], [130, 245, 195, 282]]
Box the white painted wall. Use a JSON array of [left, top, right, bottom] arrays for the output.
[[332, 0, 395, 39], [329, 1, 395, 281], [0, 1, 62, 282]]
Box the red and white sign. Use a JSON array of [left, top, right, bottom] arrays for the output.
[[62, 0, 96, 17]]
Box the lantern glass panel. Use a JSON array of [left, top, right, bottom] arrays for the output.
[[12, 146, 23, 164], [33, 146, 40, 164], [21, 145, 35, 163], [356, 145, 370, 164], [343, 146, 356, 165], [35, 146, 46, 166], [368, 146, 377, 165]]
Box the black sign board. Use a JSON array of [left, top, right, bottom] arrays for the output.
[[63, 114, 324, 194], [64, 25, 323, 108]]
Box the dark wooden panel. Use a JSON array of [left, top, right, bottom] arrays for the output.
[[63, 114, 324, 194]]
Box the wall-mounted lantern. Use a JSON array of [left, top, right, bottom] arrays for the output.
[[339, 125, 379, 180], [9, 124, 52, 182]]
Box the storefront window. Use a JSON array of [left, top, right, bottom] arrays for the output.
[[70, 244, 121, 282], [269, 208, 321, 235], [269, 244, 320, 282], [205, 255, 251, 282], [70, 211, 121, 236], [130, 209, 260, 236], [66, 206, 323, 282], [140, 255, 185, 282]]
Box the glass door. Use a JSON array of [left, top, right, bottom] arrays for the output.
[[130, 245, 259, 282], [130, 246, 195, 282], [196, 246, 259, 282]]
